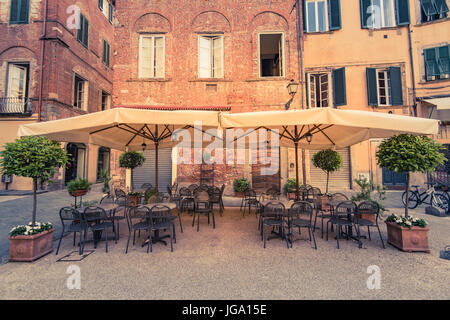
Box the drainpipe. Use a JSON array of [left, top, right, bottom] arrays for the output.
[[407, 24, 417, 117], [38, 0, 48, 122]]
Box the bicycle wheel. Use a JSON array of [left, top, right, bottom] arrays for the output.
[[402, 191, 419, 209], [432, 193, 449, 213]]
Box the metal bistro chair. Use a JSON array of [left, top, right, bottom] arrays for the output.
[[115, 188, 127, 199], [354, 201, 385, 249], [125, 205, 151, 254], [56, 207, 88, 255], [179, 187, 194, 214], [306, 187, 321, 203], [188, 184, 199, 194], [150, 205, 175, 252], [326, 200, 357, 249], [209, 185, 225, 216], [265, 186, 281, 200], [243, 189, 260, 217], [193, 190, 215, 232], [83, 206, 116, 252], [261, 201, 287, 248], [101, 194, 126, 240], [287, 202, 317, 249], [141, 183, 153, 190]]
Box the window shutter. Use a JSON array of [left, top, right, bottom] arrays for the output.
[[332, 67, 347, 107], [424, 48, 439, 78], [98, 0, 103, 10], [83, 17, 89, 47], [366, 68, 378, 106], [213, 37, 224, 78], [305, 73, 309, 108], [199, 37, 212, 78], [328, 0, 342, 30], [10, 0, 29, 24], [434, 0, 449, 15], [19, 0, 29, 23], [395, 0, 410, 25], [360, 0, 371, 28], [438, 45, 449, 74], [77, 14, 84, 43], [302, 0, 307, 32], [389, 67, 403, 106], [109, 3, 113, 22], [10, 0, 19, 23]]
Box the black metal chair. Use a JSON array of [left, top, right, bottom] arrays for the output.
[[115, 188, 127, 199], [287, 201, 317, 249], [125, 205, 151, 254], [326, 200, 357, 249], [261, 201, 286, 248], [188, 184, 199, 194], [243, 189, 260, 217], [83, 206, 116, 252], [141, 183, 153, 189], [209, 186, 225, 216], [354, 201, 385, 249], [240, 189, 252, 212], [265, 186, 281, 200], [306, 187, 321, 203], [179, 187, 194, 214], [56, 207, 88, 255], [193, 190, 215, 232], [150, 205, 175, 252]]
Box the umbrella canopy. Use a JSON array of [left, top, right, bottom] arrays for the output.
[[220, 108, 439, 150]]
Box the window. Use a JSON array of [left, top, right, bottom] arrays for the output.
[[139, 35, 165, 78], [306, 67, 347, 108], [74, 74, 87, 110], [198, 35, 224, 78], [259, 33, 284, 77], [102, 40, 111, 67], [424, 45, 450, 81], [101, 91, 111, 111], [303, 0, 342, 32], [3, 63, 29, 113], [360, 0, 410, 28], [99, 0, 114, 23], [421, 0, 449, 23], [366, 67, 403, 106], [77, 13, 89, 48], [9, 0, 29, 24]]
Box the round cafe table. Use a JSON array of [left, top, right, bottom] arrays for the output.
[[142, 202, 177, 246]]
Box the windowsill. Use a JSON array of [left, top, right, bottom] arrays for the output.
[[246, 77, 288, 82], [189, 79, 231, 82], [126, 78, 172, 82], [418, 77, 450, 85], [304, 30, 333, 35], [414, 17, 450, 27], [363, 26, 402, 31]]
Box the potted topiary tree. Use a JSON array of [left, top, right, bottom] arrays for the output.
[[376, 134, 445, 252], [119, 151, 146, 192], [233, 178, 250, 197], [312, 149, 343, 195], [0, 136, 69, 262]]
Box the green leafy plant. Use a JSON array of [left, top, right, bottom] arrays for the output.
[[351, 176, 388, 215], [80, 200, 98, 207], [119, 151, 146, 191], [386, 213, 427, 229], [143, 188, 158, 204], [128, 191, 143, 197], [67, 178, 92, 194], [283, 178, 300, 193], [233, 178, 251, 193], [99, 169, 111, 193], [377, 134, 446, 217], [0, 136, 69, 227], [312, 149, 343, 194], [9, 222, 53, 237]]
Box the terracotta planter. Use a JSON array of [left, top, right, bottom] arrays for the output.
[[9, 229, 54, 262], [385, 221, 430, 253], [287, 192, 296, 200], [235, 191, 245, 198], [357, 212, 377, 224], [70, 189, 87, 197], [129, 195, 141, 206]]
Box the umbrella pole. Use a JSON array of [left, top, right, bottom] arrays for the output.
[[295, 141, 300, 201], [155, 142, 159, 192]]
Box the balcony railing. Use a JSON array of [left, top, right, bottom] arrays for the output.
[[434, 124, 450, 141], [0, 97, 33, 115]]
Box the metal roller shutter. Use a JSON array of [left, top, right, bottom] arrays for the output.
[[309, 148, 351, 191], [133, 148, 172, 192]]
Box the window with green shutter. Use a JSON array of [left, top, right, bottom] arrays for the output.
[[366, 67, 403, 106], [108, 3, 114, 23], [9, 0, 29, 24], [102, 40, 110, 67], [303, 0, 341, 33], [332, 67, 347, 106], [420, 0, 448, 23], [360, 0, 410, 28], [98, 0, 103, 10], [77, 13, 89, 48], [425, 46, 450, 81]]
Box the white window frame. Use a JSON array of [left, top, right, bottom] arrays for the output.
[[138, 34, 166, 79], [198, 34, 224, 79], [258, 32, 286, 78], [307, 72, 332, 108], [305, 0, 329, 33], [376, 69, 392, 106], [73, 74, 88, 111], [367, 0, 396, 28], [101, 90, 111, 111]]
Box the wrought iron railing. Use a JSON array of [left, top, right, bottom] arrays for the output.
[[0, 97, 33, 115], [434, 124, 449, 140]]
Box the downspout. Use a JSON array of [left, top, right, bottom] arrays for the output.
[[407, 24, 417, 117], [38, 0, 48, 122]]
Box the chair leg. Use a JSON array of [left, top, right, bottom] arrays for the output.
[[355, 224, 362, 249], [311, 227, 317, 250], [197, 213, 200, 232], [368, 226, 371, 240], [147, 231, 152, 253], [192, 212, 196, 227], [78, 232, 84, 255], [336, 224, 340, 249], [178, 211, 184, 233], [173, 223, 177, 243], [56, 227, 65, 255], [105, 229, 109, 253], [73, 232, 76, 246], [212, 211, 215, 229], [321, 216, 324, 239], [170, 228, 174, 252], [263, 225, 266, 248], [125, 229, 131, 254], [376, 224, 386, 249]]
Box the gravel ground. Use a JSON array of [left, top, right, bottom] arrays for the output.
[[0, 205, 448, 300]]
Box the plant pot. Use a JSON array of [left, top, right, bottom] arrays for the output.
[[235, 192, 245, 198], [357, 212, 377, 224], [9, 229, 54, 262], [287, 192, 297, 200], [129, 195, 141, 206], [70, 189, 87, 197], [385, 221, 430, 253]]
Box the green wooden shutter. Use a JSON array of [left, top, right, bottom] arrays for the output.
[[302, 0, 307, 32], [328, 0, 342, 30], [389, 67, 403, 106], [434, 0, 449, 15], [10, 0, 29, 24], [305, 73, 309, 108], [332, 67, 346, 106], [366, 68, 378, 106], [438, 45, 449, 74], [425, 48, 439, 79], [77, 14, 84, 43], [396, 0, 410, 25], [109, 3, 113, 22], [98, 0, 103, 10], [360, 0, 371, 28], [83, 17, 89, 48]]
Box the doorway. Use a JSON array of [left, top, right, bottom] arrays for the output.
[[65, 143, 86, 185]]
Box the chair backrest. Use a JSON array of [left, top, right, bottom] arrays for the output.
[[100, 194, 115, 204], [115, 188, 127, 198], [307, 187, 321, 200], [246, 189, 257, 199], [289, 201, 314, 221], [188, 184, 199, 193], [171, 183, 178, 193], [298, 186, 308, 200], [141, 183, 153, 189], [331, 193, 349, 201], [126, 205, 150, 227], [179, 187, 191, 197], [335, 201, 357, 219], [357, 201, 379, 219], [115, 195, 130, 207], [83, 206, 109, 223], [263, 201, 285, 217], [265, 187, 280, 200], [194, 190, 210, 202], [209, 186, 222, 199], [150, 205, 172, 226], [59, 207, 85, 227]]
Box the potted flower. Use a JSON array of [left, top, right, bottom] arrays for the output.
[[128, 191, 143, 206], [351, 176, 388, 223], [67, 178, 92, 197], [143, 188, 158, 204], [385, 214, 430, 252], [377, 134, 446, 252], [233, 178, 250, 197], [283, 178, 299, 200], [0, 136, 69, 262], [119, 151, 146, 192]]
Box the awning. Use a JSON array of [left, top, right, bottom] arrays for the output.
[[423, 97, 450, 110]]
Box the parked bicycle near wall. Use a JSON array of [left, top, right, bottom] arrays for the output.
[[402, 182, 449, 212]]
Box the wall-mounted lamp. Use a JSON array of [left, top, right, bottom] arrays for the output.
[[285, 79, 299, 110]]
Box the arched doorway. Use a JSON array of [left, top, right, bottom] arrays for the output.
[[97, 147, 111, 182], [65, 143, 86, 185]]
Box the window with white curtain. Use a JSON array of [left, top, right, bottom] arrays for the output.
[[198, 35, 224, 78], [367, 0, 395, 28], [306, 0, 329, 32], [139, 35, 165, 78]]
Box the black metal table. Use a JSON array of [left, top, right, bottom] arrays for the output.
[[142, 202, 177, 246], [76, 203, 119, 245]]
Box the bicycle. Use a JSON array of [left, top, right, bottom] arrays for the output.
[[402, 183, 449, 212]]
